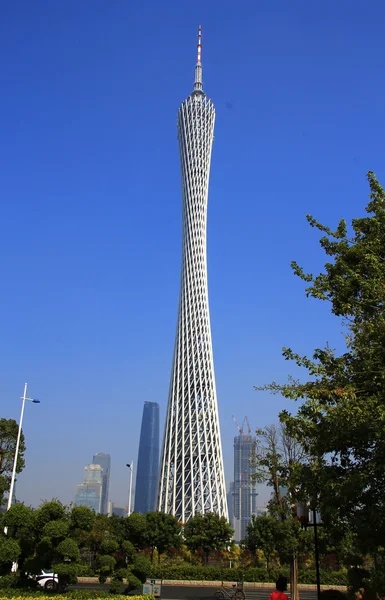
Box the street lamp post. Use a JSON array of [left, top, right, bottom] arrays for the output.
[[5, 383, 40, 535], [7, 383, 40, 511], [293, 502, 322, 600], [126, 462, 134, 517]]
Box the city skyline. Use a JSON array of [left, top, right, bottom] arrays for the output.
[[2, 1, 384, 508], [158, 27, 228, 521], [74, 464, 104, 513], [92, 452, 111, 515]]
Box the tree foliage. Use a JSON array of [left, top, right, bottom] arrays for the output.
[[145, 511, 182, 561], [183, 512, 233, 565], [256, 172, 385, 561], [0, 418, 26, 506]]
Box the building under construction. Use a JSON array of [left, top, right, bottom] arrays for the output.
[[231, 416, 258, 542]]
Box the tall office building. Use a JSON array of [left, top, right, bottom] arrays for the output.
[[135, 401, 160, 514], [227, 482, 235, 527], [74, 464, 103, 513], [233, 433, 258, 542], [92, 453, 111, 514], [158, 27, 227, 522]]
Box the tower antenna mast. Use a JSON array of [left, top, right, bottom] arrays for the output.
[[194, 25, 203, 92]]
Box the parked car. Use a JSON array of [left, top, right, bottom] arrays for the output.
[[33, 569, 59, 590]]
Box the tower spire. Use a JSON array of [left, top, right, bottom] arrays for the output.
[[193, 25, 203, 92]]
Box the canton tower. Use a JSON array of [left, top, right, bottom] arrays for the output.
[[158, 26, 228, 522]]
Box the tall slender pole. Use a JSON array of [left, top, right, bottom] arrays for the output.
[[7, 383, 27, 511], [127, 462, 134, 517], [313, 508, 321, 600]]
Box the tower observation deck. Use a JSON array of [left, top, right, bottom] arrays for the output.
[[158, 26, 228, 522]]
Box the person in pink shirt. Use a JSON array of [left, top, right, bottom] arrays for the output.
[[269, 577, 289, 600]]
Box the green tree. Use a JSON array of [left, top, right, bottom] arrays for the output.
[[145, 512, 182, 562], [256, 172, 385, 580], [0, 537, 20, 575], [97, 554, 116, 584], [2, 503, 36, 574], [70, 505, 95, 533], [242, 515, 280, 571], [35, 500, 67, 530], [0, 418, 26, 506], [122, 540, 136, 564], [53, 538, 80, 590], [122, 512, 148, 549], [251, 424, 307, 600], [183, 512, 233, 565]]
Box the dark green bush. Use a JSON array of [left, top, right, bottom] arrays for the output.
[[65, 591, 112, 599], [0, 574, 18, 588], [347, 567, 371, 592], [55, 562, 79, 589], [76, 564, 96, 576], [131, 556, 152, 583], [109, 577, 124, 594], [319, 591, 348, 600], [147, 564, 348, 585], [125, 572, 142, 592]]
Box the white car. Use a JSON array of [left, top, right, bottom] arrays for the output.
[[34, 569, 59, 590]]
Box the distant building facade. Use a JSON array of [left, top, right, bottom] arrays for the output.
[[135, 401, 160, 513], [93, 453, 111, 514], [233, 434, 258, 542], [108, 501, 128, 518], [227, 481, 235, 526], [74, 464, 103, 513]]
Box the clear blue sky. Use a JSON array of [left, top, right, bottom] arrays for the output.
[[1, 0, 385, 508]]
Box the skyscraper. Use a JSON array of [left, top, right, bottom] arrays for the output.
[[135, 401, 160, 513], [74, 464, 103, 513], [158, 27, 227, 522], [227, 481, 235, 527], [233, 433, 258, 542], [92, 453, 111, 514]]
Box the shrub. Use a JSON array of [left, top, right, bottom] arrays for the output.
[[65, 591, 112, 599], [146, 563, 348, 585], [131, 556, 152, 583], [320, 591, 348, 600], [125, 573, 142, 593], [0, 574, 18, 589], [76, 565, 95, 577], [348, 568, 371, 592], [55, 562, 79, 589], [109, 577, 124, 594]]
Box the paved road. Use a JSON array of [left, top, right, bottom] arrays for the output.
[[160, 586, 318, 600], [72, 583, 318, 600]]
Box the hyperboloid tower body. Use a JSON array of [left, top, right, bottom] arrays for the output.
[[158, 27, 228, 522]]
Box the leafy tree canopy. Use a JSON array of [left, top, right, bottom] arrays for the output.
[[183, 512, 233, 565], [145, 511, 182, 560], [256, 172, 385, 557], [0, 418, 25, 506]]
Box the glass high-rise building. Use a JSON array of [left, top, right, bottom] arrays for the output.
[[92, 453, 111, 514], [233, 434, 258, 542], [158, 26, 227, 522], [227, 481, 235, 527], [135, 401, 159, 513], [74, 464, 103, 513]]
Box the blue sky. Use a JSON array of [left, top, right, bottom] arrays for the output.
[[1, 0, 385, 508]]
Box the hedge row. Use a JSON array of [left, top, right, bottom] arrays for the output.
[[147, 565, 348, 585]]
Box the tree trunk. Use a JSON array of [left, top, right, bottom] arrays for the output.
[[290, 553, 299, 600]]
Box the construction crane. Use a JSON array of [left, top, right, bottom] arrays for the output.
[[232, 415, 251, 435]]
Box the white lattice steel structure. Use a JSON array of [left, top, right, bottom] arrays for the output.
[[158, 26, 228, 522]]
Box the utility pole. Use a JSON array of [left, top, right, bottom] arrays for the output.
[[126, 462, 134, 516]]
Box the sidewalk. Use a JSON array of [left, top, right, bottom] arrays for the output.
[[77, 577, 346, 590]]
